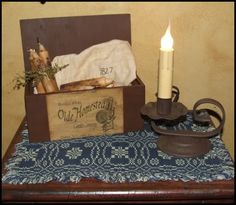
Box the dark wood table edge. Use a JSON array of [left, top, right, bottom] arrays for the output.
[[2, 117, 235, 203]]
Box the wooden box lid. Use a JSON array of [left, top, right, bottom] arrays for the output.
[[20, 14, 131, 71]]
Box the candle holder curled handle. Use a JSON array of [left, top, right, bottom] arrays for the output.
[[151, 98, 225, 138], [171, 85, 179, 102]]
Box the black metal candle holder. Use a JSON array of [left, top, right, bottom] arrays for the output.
[[140, 86, 225, 157]]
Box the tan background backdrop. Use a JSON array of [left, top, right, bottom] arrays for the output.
[[2, 2, 234, 160]]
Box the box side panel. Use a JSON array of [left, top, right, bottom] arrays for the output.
[[25, 91, 50, 142], [123, 84, 145, 132], [46, 88, 124, 141], [20, 14, 131, 71]]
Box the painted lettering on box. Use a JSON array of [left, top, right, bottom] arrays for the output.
[[46, 89, 123, 140]]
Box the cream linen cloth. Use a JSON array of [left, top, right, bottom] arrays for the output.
[[52, 39, 137, 88]]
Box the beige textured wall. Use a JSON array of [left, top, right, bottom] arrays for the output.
[[2, 2, 234, 159]]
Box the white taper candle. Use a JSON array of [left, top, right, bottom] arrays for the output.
[[158, 22, 174, 99]]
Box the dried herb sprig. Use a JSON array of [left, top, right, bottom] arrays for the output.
[[12, 63, 69, 90]]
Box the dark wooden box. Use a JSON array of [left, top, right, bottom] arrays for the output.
[[20, 14, 145, 143]]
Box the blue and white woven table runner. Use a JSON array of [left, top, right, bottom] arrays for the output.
[[2, 113, 234, 184]]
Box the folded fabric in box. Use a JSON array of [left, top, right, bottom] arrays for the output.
[[52, 39, 137, 88]]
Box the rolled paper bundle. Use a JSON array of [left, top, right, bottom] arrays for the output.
[[61, 85, 95, 91], [36, 40, 59, 93], [28, 48, 58, 93], [80, 76, 114, 87], [42, 77, 59, 93], [34, 81, 46, 94], [50, 78, 59, 91], [60, 77, 114, 91], [28, 48, 45, 70], [28, 49, 46, 94], [37, 38, 51, 66], [106, 83, 114, 88]]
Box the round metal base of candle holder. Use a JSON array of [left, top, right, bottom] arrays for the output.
[[156, 135, 212, 158]]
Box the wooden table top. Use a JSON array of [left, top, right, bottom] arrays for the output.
[[2, 117, 234, 203]]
